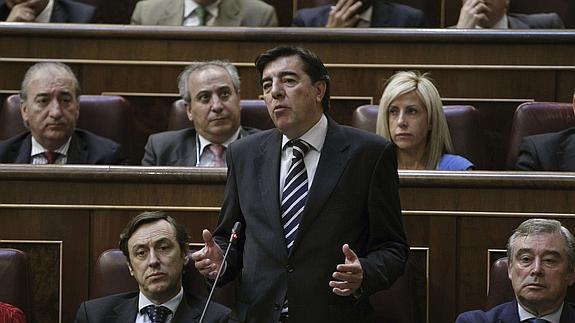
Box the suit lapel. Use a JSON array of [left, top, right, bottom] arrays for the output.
[[108, 296, 138, 323], [497, 300, 520, 323], [178, 131, 198, 166], [215, 0, 241, 26], [255, 130, 287, 256], [557, 132, 575, 171], [158, 0, 184, 25], [291, 119, 351, 255], [50, 1, 69, 23], [508, 15, 529, 29], [67, 132, 88, 164], [172, 294, 202, 323], [370, 0, 392, 27], [561, 302, 575, 323], [14, 134, 33, 163]]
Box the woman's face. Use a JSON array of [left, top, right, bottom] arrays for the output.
[[387, 91, 430, 154]]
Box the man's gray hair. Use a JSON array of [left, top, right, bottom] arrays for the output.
[[177, 61, 240, 103], [20, 62, 81, 100], [507, 218, 575, 272]]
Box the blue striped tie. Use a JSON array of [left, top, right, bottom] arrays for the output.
[[281, 139, 311, 252]]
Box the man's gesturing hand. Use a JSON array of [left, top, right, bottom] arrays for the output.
[[191, 229, 224, 279], [330, 244, 364, 296]]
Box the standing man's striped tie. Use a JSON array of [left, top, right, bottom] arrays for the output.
[[281, 139, 311, 252]]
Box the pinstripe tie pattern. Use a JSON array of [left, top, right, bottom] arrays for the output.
[[281, 139, 311, 252]]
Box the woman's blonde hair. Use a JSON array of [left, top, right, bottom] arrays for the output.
[[376, 71, 454, 169]]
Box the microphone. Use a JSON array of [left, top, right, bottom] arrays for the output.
[[199, 222, 242, 323]]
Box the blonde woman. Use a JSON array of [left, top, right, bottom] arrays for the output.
[[376, 71, 474, 170]]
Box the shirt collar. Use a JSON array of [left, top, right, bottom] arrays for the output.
[[356, 6, 372, 28], [138, 287, 184, 315], [198, 127, 240, 156], [35, 0, 54, 23], [184, 0, 221, 22], [281, 114, 328, 153], [517, 300, 563, 323], [476, 14, 508, 29], [30, 135, 71, 157]]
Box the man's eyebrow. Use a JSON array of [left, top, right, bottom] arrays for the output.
[[261, 71, 299, 85]]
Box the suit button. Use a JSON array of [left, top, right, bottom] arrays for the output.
[[274, 304, 281, 311], [286, 264, 294, 273]]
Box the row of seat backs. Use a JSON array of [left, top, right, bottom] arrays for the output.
[[352, 105, 484, 168], [2, 94, 573, 169], [93, 249, 420, 323], [0, 248, 32, 322], [486, 257, 575, 310]]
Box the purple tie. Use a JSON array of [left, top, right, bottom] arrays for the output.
[[43, 151, 57, 164]]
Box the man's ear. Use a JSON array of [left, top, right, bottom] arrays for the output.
[[185, 101, 193, 122], [20, 99, 29, 124], [314, 81, 327, 105], [126, 261, 134, 276]]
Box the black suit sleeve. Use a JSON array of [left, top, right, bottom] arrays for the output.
[[515, 137, 542, 170], [359, 141, 409, 296]]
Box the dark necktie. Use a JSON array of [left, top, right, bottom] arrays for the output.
[[208, 144, 225, 167], [142, 305, 172, 323], [43, 151, 57, 164], [524, 319, 550, 323], [281, 139, 311, 252], [195, 6, 207, 26]]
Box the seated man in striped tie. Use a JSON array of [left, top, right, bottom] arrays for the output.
[[192, 46, 409, 322], [456, 218, 575, 323], [0, 62, 126, 165], [74, 211, 230, 323], [142, 61, 259, 167]]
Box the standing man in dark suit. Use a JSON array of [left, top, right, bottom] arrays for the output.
[[292, 0, 426, 28], [192, 46, 408, 322], [0, 62, 126, 164], [142, 61, 259, 166], [454, 0, 564, 29], [515, 92, 575, 171], [75, 211, 230, 323], [0, 0, 95, 22], [456, 218, 575, 322]]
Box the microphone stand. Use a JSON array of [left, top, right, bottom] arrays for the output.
[[199, 222, 241, 323]]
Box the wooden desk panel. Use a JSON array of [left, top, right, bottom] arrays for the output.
[[2, 166, 575, 322]]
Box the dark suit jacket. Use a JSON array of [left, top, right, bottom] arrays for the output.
[[508, 13, 565, 29], [0, 0, 95, 22], [0, 129, 127, 164], [74, 291, 230, 323], [292, 0, 426, 27], [515, 127, 575, 171], [141, 126, 259, 166], [455, 300, 575, 323], [214, 117, 408, 322]]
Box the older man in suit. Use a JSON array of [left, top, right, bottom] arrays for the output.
[[456, 218, 575, 323], [192, 46, 408, 322], [142, 61, 259, 167], [75, 211, 230, 323], [0, 62, 126, 165], [0, 0, 95, 22], [515, 93, 575, 171], [131, 0, 277, 26], [454, 0, 564, 29], [292, 0, 426, 28]]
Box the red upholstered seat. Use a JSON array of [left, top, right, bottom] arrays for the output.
[[506, 102, 575, 169], [352, 104, 483, 167], [0, 94, 132, 149], [169, 99, 274, 131], [0, 249, 32, 322]]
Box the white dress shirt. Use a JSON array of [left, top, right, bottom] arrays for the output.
[[30, 136, 70, 164]]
